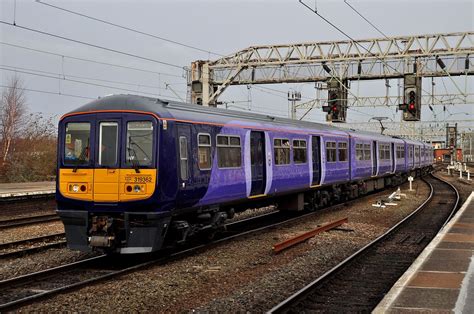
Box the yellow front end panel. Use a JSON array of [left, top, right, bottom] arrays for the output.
[[93, 169, 120, 202], [59, 168, 157, 202], [59, 169, 94, 201], [119, 169, 157, 201]]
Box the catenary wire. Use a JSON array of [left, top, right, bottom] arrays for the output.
[[0, 20, 184, 69], [0, 84, 95, 100], [0, 42, 183, 78], [343, 0, 468, 98], [36, 0, 225, 57], [1, 64, 186, 93], [0, 67, 185, 101]]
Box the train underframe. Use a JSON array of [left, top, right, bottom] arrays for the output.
[[58, 166, 432, 254]]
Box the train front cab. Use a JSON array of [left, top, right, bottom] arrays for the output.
[[56, 111, 170, 254]]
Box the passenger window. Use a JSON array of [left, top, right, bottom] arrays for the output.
[[126, 121, 153, 166], [274, 138, 290, 165], [338, 142, 348, 162], [363, 144, 371, 160], [99, 122, 118, 167], [355, 144, 363, 161], [217, 135, 241, 168], [293, 139, 307, 164], [64, 122, 90, 165], [179, 136, 188, 180], [198, 134, 212, 170], [379, 144, 391, 160], [326, 141, 337, 162]]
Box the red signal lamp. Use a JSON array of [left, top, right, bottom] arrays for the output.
[[332, 105, 338, 112], [408, 103, 415, 111]]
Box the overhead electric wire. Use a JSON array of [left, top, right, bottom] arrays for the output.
[[0, 20, 184, 69], [343, 0, 468, 98], [0, 84, 95, 100], [1, 42, 183, 78], [0, 67, 185, 101], [1, 64, 186, 93], [36, 0, 225, 57]]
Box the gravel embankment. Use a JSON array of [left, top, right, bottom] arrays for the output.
[[20, 179, 430, 312]]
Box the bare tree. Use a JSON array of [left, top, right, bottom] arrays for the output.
[[0, 75, 26, 164]]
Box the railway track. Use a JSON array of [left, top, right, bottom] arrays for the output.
[[0, 214, 60, 230], [0, 182, 407, 312], [0, 233, 66, 259], [0, 177, 433, 311], [269, 173, 459, 313], [0, 206, 334, 311]]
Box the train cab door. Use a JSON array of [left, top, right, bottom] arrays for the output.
[[94, 120, 121, 202], [176, 124, 194, 207], [372, 141, 377, 176], [250, 131, 266, 196], [312, 136, 321, 185]]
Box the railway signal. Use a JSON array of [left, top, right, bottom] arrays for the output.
[[325, 79, 347, 123], [402, 75, 421, 121]]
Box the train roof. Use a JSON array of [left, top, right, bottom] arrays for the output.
[[65, 94, 426, 145]]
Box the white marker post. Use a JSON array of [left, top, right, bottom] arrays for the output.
[[460, 169, 463, 179], [468, 170, 471, 181], [408, 176, 414, 191]]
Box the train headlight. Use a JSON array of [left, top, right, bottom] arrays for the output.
[[134, 185, 141, 193], [72, 184, 79, 193]]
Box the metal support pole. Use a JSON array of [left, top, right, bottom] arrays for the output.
[[202, 63, 210, 107]]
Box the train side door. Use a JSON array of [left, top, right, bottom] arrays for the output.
[[176, 124, 194, 207], [250, 131, 266, 196], [391, 143, 396, 172], [372, 141, 377, 176], [312, 136, 321, 185]]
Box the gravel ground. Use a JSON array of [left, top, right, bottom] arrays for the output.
[[0, 247, 98, 281], [0, 197, 56, 220], [0, 221, 64, 244], [19, 178, 430, 312], [436, 169, 473, 203]]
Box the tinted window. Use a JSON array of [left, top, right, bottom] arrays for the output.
[[99, 122, 118, 167], [338, 142, 348, 162], [274, 138, 290, 165], [326, 141, 337, 162], [198, 134, 212, 170], [293, 140, 307, 164], [126, 121, 153, 167], [217, 135, 241, 168], [363, 144, 371, 160], [179, 136, 188, 180], [64, 122, 90, 165]]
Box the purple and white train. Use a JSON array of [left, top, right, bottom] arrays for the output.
[[56, 94, 433, 254]]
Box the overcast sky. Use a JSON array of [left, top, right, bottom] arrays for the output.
[[0, 0, 472, 134]]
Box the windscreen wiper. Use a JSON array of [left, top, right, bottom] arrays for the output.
[[127, 147, 141, 173], [72, 144, 89, 173], [129, 137, 151, 163]]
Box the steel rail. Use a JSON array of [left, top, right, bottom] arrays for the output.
[[268, 173, 459, 313], [0, 214, 60, 229], [0, 233, 66, 259], [0, 176, 433, 311], [0, 186, 394, 312]]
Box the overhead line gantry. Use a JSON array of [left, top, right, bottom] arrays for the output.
[[189, 31, 474, 121]]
